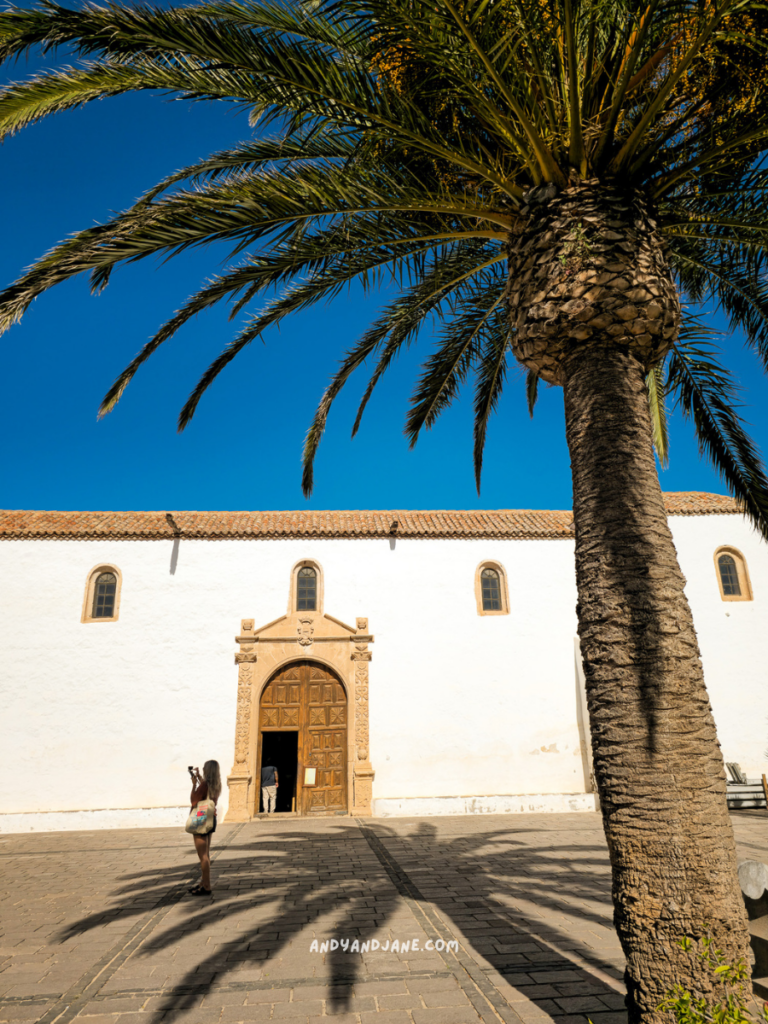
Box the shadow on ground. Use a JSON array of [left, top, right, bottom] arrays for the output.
[[53, 817, 626, 1023]]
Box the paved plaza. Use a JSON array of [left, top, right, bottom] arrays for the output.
[[1, 812, 766, 1024]]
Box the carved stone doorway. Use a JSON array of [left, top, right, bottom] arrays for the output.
[[258, 660, 347, 816], [225, 611, 375, 821]]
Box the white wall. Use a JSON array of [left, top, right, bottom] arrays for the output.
[[1, 512, 765, 830], [670, 514, 768, 776], [364, 537, 585, 803]]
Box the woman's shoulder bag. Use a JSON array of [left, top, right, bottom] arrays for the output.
[[185, 798, 216, 835]]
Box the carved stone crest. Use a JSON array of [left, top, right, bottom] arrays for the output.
[[356, 618, 368, 634], [297, 618, 315, 646]]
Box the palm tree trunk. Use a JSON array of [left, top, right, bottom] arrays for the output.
[[562, 344, 750, 1023]]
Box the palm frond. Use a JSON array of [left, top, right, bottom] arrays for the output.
[[405, 275, 506, 447], [176, 237, 489, 434], [100, 224, 503, 416], [666, 319, 768, 540], [472, 313, 511, 493], [646, 363, 669, 468], [141, 129, 362, 200], [301, 243, 506, 495], [671, 247, 768, 372], [0, 159, 508, 336], [0, 0, 357, 63], [0, 55, 257, 139]]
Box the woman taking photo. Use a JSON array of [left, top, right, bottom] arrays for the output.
[[188, 760, 221, 896]]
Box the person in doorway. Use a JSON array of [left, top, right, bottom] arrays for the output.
[[261, 763, 279, 813], [188, 760, 221, 895]]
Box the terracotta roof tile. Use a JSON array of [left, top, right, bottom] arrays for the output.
[[0, 492, 740, 540]]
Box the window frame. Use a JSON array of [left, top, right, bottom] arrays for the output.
[[81, 564, 123, 623], [713, 546, 753, 602], [289, 559, 324, 614], [475, 560, 510, 616]]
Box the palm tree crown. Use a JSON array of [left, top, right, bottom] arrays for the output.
[[0, 0, 767, 527]]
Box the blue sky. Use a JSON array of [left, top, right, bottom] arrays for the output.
[[2, 58, 768, 512]]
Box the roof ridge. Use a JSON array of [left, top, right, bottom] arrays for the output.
[[0, 493, 741, 540]]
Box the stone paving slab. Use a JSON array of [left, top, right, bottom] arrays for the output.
[[1, 812, 765, 1024]]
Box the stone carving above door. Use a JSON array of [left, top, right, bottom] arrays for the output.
[[297, 618, 315, 646]]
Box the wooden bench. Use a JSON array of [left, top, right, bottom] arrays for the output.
[[726, 763, 768, 810]]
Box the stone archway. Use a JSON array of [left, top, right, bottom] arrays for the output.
[[225, 611, 374, 821]]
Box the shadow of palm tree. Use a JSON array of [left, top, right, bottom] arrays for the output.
[[54, 816, 626, 1023]]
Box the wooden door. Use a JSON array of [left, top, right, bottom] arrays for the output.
[[303, 662, 347, 815], [258, 661, 348, 816]]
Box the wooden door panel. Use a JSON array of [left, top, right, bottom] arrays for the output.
[[320, 730, 345, 750], [260, 685, 300, 729], [259, 660, 347, 816], [282, 707, 299, 728]]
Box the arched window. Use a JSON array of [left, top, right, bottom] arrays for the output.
[[289, 560, 324, 614], [92, 572, 117, 618], [714, 547, 752, 602], [297, 567, 317, 611], [481, 568, 502, 611], [81, 564, 123, 623], [718, 555, 740, 596], [475, 561, 509, 615]]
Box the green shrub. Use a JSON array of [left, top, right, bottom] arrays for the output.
[[657, 936, 768, 1024]]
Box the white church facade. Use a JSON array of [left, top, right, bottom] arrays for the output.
[[1, 492, 765, 833]]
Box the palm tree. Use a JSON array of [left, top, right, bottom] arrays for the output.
[[2, 0, 768, 1016]]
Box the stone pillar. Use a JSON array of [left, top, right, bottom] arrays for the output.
[[225, 619, 257, 822], [352, 618, 375, 815]]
